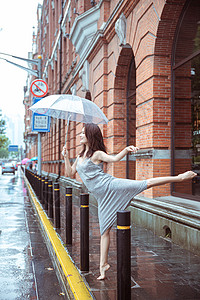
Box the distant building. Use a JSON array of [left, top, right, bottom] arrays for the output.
[[4, 113, 24, 147]]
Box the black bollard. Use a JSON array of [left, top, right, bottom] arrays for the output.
[[41, 176, 45, 205], [43, 177, 48, 208], [38, 175, 41, 200], [80, 193, 89, 272], [34, 173, 37, 191], [117, 210, 131, 300], [44, 177, 48, 211], [54, 182, 60, 229], [65, 187, 72, 245], [48, 180, 53, 219], [32, 173, 35, 190], [35, 174, 39, 196]]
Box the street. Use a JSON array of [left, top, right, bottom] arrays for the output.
[[0, 167, 66, 300]]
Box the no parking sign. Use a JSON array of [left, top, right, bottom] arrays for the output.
[[30, 79, 48, 98]]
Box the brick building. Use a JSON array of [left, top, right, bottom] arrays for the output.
[[24, 0, 200, 201]]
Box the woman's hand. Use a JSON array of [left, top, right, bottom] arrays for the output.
[[125, 145, 139, 154], [62, 145, 68, 158]]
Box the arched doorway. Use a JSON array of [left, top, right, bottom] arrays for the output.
[[172, 0, 200, 199]]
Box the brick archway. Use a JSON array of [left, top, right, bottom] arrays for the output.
[[110, 45, 135, 178], [142, 1, 187, 197]]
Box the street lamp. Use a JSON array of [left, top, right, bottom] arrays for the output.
[[0, 52, 39, 76]]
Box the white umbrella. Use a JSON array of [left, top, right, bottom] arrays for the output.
[[29, 94, 108, 142]]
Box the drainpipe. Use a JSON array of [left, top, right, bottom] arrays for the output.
[[126, 87, 129, 179], [58, 0, 63, 179], [126, 58, 133, 179]]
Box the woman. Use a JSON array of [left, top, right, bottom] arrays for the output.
[[62, 123, 196, 280]]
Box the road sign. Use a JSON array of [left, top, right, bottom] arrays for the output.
[[32, 97, 42, 104], [8, 145, 18, 152], [32, 113, 51, 132], [30, 79, 48, 97]]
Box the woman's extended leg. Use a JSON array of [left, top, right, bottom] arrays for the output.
[[146, 171, 196, 189], [97, 227, 111, 280]]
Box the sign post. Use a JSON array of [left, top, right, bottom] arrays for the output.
[[30, 64, 49, 175]]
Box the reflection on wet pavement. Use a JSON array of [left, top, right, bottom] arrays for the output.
[[2, 169, 200, 299], [0, 170, 66, 299]]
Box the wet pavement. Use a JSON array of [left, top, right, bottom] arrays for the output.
[[0, 168, 66, 300], [68, 193, 200, 299], [1, 167, 200, 299]]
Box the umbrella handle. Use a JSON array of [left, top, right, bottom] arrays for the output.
[[65, 114, 71, 145]]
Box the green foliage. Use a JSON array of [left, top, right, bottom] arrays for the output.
[[0, 110, 6, 135], [0, 148, 9, 158], [0, 110, 10, 158]]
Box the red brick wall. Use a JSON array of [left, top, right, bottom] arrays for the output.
[[31, 0, 193, 198]]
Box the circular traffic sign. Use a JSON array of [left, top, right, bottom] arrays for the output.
[[30, 79, 48, 97]]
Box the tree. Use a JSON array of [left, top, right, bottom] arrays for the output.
[[0, 110, 10, 158], [0, 114, 6, 134]]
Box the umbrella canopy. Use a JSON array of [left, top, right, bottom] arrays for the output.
[[21, 158, 30, 165], [31, 156, 38, 161], [29, 94, 108, 125]]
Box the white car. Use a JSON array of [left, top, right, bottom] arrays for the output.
[[2, 162, 15, 175]]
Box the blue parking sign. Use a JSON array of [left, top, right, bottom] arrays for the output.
[[32, 113, 51, 132], [8, 145, 18, 152], [31, 97, 51, 132]]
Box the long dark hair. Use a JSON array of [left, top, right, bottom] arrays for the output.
[[79, 123, 107, 157]]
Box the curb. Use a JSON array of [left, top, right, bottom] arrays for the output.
[[23, 172, 94, 300]]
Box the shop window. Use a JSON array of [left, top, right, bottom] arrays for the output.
[[172, 0, 200, 199]]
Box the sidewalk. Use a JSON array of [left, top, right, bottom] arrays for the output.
[[0, 171, 65, 300], [24, 172, 200, 300]]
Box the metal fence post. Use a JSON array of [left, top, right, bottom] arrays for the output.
[[80, 193, 89, 272], [117, 210, 131, 300], [65, 187, 72, 245]]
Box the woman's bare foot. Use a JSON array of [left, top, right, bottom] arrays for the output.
[[97, 264, 110, 280], [177, 171, 197, 182]]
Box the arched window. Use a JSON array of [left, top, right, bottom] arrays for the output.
[[172, 0, 200, 199]]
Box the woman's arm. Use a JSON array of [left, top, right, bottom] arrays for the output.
[[62, 146, 78, 177], [92, 146, 139, 164]]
